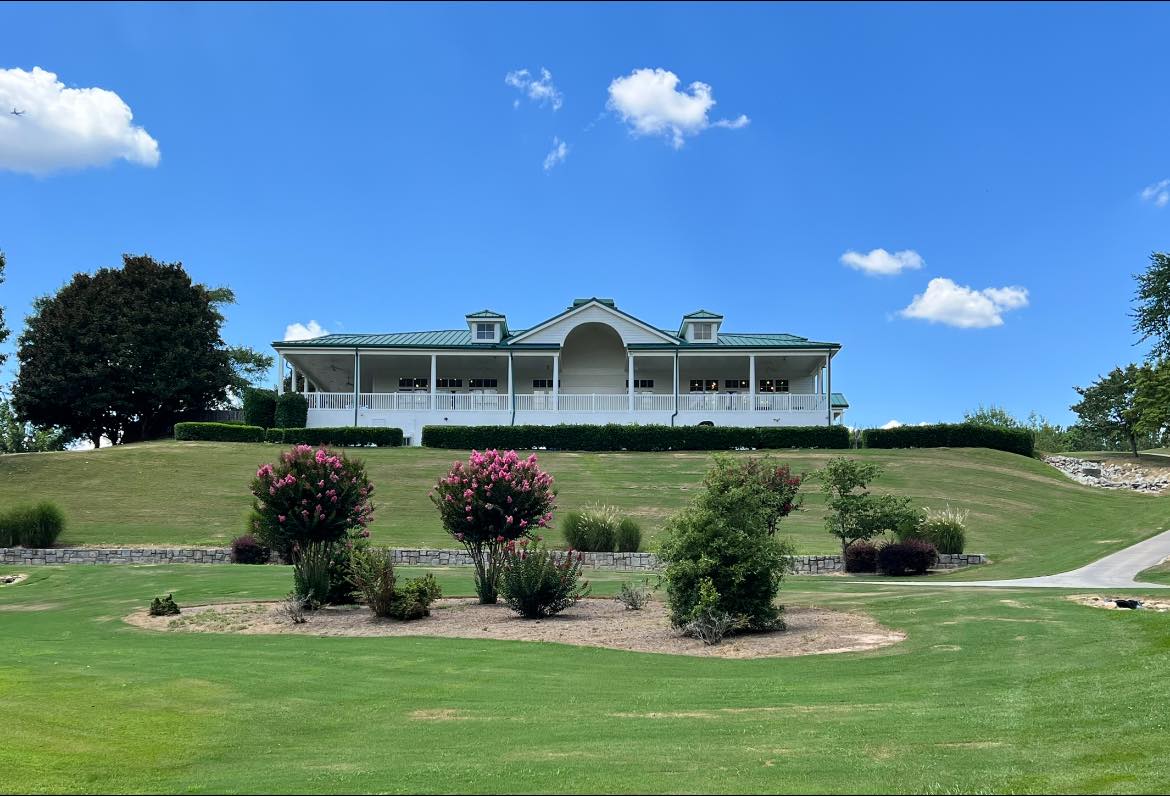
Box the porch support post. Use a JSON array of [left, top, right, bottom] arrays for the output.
[[673, 354, 679, 412], [826, 352, 832, 426], [506, 355, 514, 410], [277, 353, 285, 394], [628, 353, 635, 412], [353, 350, 360, 427], [430, 353, 437, 410], [552, 354, 559, 411], [748, 354, 756, 411]]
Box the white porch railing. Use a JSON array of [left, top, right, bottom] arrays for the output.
[[305, 392, 827, 413]]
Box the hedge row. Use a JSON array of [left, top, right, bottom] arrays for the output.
[[174, 422, 266, 442], [421, 424, 850, 451], [174, 423, 403, 447], [264, 426, 404, 447], [274, 393, 308, 428], [243, 388, 277, 428], [860, 423, 1035, 457]]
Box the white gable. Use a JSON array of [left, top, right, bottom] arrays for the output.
[[509, 302, 677, 346]]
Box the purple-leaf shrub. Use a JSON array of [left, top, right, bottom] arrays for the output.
[[250, 444, 374, 563], [429, 449, 556, 603]]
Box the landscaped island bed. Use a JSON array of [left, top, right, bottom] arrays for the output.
[[125, 597, 905, 659], [1, 441, 1166, 579]]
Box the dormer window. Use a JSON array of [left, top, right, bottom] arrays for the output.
[[466, 310, 507, 343], [692, 322, 714, 341], [475, 322, 496, 341]]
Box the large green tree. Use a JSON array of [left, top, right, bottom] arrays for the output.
[[1070, 365, 1148, 456], [1133, 360, 1170, 445], [1133, 252, 1170, 360], [0, 398, 72, 453], [12, 254, 271, 446]]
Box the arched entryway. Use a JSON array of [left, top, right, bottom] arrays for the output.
[[559, 322, 627, 393]]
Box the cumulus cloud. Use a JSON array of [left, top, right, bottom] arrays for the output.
[[505, 67, 563, 111], [880, 419, 929, 429], [840, 248, 924, 276], [0, 66, 159, 175], [284, 320, 329, 341], [542, 136, 568, 172], [900, 278, 1029, 329], [606, 68, 750, 149], [1141, 179, 1170, 208]]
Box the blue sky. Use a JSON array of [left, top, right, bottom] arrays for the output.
[[1, 2, 1168, 429]]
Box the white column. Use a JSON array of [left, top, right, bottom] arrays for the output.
[[749, 354, 756, 411], [628, 353, 635, 412], [673, 354, 679, 412], [552, 354, 559, 411], [353, 351, 361, 426], [277, 353, 285, 394], [826, 353, 832, 425], [430, 353, 437, 410], [507, 355, 513, 411]]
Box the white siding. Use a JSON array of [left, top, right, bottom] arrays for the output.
[[516, 304, 671, 346]]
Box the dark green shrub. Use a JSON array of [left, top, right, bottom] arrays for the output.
[[326, 539, 364, 605], [391, 573, 443, 620], [704, 455, 803, 534], [230, 533, 271, 564], [560, 505, 618, 551], [274, 393, 309, 429], [348, 546, 398, 617], [877, 540, 938, 576], [499, 540, 590, 619], [861, 423, 1035, 457], [292, 542, 333, 608], [659, 459, 799, 633], [264, 426, 404, 447], [843, 540, 878, 573], [616, 518, 642, 552], [174, 422, 265, 442], [243, 388, 277, 429], [422, 423, 849, 451], [149, 594, 180, 616], [0, 502, 66, 547]]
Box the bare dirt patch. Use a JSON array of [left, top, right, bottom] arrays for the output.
[[1069, 594, 1170, 613], [124, 597, 904, 660], [0, 573, 28, 586]]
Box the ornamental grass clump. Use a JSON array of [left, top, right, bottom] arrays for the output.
[[430, 449, 556, 604], [347, 547, 442, 620], [900, 505, 968, 554], [499, 539, 590, 618], [250, 445, 374, 564], [292, 542, 333, 608], [561, 504, 619, 551]]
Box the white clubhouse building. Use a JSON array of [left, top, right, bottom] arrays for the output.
[[273, 298, 847, 445]]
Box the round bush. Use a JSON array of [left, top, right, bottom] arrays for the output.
[[877, 540, 938, 576], [230, 533, 271, 564], [274, 392, 309, 429], [250, 445, 374, 563], [0, 501, 65, 547], [843, 540, 878, 573], [243, 388, 277, 429]]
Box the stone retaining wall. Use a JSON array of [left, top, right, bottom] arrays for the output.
[[1, 546, 985, 572]]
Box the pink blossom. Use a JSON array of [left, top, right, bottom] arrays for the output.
[[278, 515, 286, 523]]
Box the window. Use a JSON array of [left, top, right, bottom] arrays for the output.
[[398, 377, 429, 389], [758, 379, 790, 393], [689, 379, 718, 392], [475, 322, 496, 341], [624, 379, 655, 389], [725, 379, 748, 389], [436, 378, 462, 389], [692, 322, 714, 341], [469, 378, 498, 389], [532, 379, 560, 389]]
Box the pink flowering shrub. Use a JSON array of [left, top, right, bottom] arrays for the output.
[[250, 445, 375, 563], [429, 449, 556, 603]]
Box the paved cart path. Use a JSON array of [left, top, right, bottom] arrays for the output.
[[868, 528, 1170, 589]]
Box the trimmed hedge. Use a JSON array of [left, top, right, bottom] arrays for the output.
[[861, 423, 1035, 457], [422, 423, 849, 451], [174, 422, 266, 442], [274, 392, 309, 428], [243, 388, 277, 428], [264, 426, 404, 447]]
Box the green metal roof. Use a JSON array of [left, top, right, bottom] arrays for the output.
[[276, 329, 839, 351], [571, 297, 615, 308], [681, 309, 723, 319], [465, 309, 505, 318], [831, 392, 849, 408]]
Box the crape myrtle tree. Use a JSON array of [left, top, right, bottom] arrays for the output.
[[12, 254, 272, 446]]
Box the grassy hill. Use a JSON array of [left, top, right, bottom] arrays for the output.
[[1, 441, 1167, 578]]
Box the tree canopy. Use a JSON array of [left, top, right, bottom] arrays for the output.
[[12, 254, 272, 446], [1070, 365, 1147, 455], [1133, 252, 1170, 360]]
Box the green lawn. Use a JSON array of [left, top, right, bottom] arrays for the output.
[[1, 442, 1168, 579], [1137, 559, 1170, 584], [3, 563, 1170, 793]]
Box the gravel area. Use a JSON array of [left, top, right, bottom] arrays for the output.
[[124, 597, 905, 659], [1070, 594, 1170, 612], [0, 573, 28, 586], [1045, 455, 1170, 493]]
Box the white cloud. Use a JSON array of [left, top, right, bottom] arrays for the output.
[[505, 67, 563, 111], [1141, 179, 1170, 208], [840, 248, 924, 276], [283, 320, 329, 341], [606, 68, 749, 149], [900, 278, 1029, 329], [542, 137, 568, 172], [0, 66, 159, 175], [881, 419, 904, 430]]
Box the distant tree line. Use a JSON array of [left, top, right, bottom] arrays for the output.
[[0, 252, 271, 449]]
